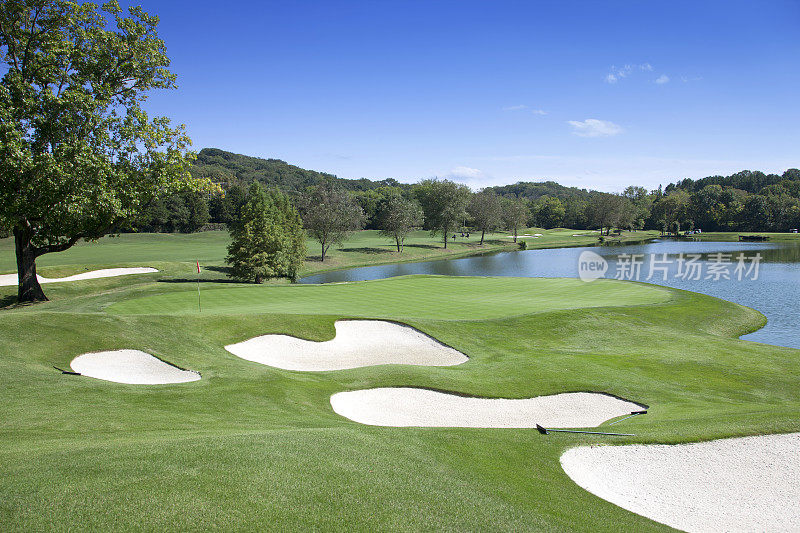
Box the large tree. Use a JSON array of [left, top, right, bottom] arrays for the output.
[[468, 190, 502, 245], [300, 181, 364, 261], [378, 195, 423, 252], [226, 184, 306, 283], [0, 0, 210, 302], [585, 193, 632, 235], [501, 196, 529, 243], [413, 179, 471, 248]]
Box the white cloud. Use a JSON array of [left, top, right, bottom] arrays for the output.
[[531, 109, 548, 115], [502, 104, 527, 111], [448, 166, 484, 179], [605, 63, 655, 83], [567, 119, 623, 138], [655, 74, 670, 84]]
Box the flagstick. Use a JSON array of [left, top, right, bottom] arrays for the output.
[[196, 260, 202, 313]]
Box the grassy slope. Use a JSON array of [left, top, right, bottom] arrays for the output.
[[1, 233, 799, 531]]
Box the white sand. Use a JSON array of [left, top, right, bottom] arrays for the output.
[[0, 267, 157, 286], [225, 320, 468, 371], [70, 349, 200, 384], [560, 433, 800, 532], [330, 388, 642, 428]]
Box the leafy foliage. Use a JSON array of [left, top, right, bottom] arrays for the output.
[[193, 148, 406, 194], [468, 191, 502, 244], [532, 196, 566, 229], [226, 184, 306, 283], [378, 195, 423, 252], [0, 0, 213, 301], [413, 179, 471, 248], [500, 196, 529, 242], [300, 181, 365, 261]]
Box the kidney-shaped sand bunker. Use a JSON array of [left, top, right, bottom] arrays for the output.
[[70, 349, 200, 384], [560, 433, 800, 533], [224, 320, 468, 371], [330, 387, 642, 428]]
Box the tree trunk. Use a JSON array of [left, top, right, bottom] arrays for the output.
[[396, 238, 401, 252], [443, 233, 448, 249], [320, 242, 326, 261], [480, 229, 485, 245], [14, 225, 48, 303]]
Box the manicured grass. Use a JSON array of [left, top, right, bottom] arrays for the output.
[[0, 227, 659, 281], [1, 232, 799, 531], [108, 276, 671, 319]]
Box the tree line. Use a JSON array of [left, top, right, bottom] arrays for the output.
[[2, 0, 797, 299]]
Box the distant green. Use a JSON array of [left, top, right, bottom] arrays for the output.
[[108, 276, 671, 319]]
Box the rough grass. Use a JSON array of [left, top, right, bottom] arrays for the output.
[[1, 232, 798, 531]]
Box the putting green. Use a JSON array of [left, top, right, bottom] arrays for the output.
[[107, 275, 672, 319]]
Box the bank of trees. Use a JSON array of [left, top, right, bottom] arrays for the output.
[[126, 144, 800, 239]]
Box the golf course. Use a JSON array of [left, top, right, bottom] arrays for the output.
[[2, 230, 799, 531]]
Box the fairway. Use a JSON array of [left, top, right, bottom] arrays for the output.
[[2, 239, 800, 532], [108, 275, 672, 319]]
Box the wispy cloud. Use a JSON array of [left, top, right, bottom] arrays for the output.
[[605, 63, 654, 84], [655, 74, 670, 84], [567, 119, 623, 138], [503, 105, 548, 115], [448, 166, 484, 179]]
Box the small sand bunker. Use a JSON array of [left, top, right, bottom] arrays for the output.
[[561, 433, 800, 532], [0, 267, 157, 287], [330, 388, 641, 428], [70, 349, 200, 384], [224, 320, 467, 371]]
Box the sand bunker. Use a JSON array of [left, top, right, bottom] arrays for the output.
[[225, 320, 467, 371], [70, 349, 200, 384], [330, 388, 642, 427], [560, 433, 800, 532], [0, 267, 157, 287]]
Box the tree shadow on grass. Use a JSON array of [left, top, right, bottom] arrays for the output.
[[338, 247, 393, 254], [0, 294, 19, 309], [404, 244, 440, 250], [158, 278, 242, 284]]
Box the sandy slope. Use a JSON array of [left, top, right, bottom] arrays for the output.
[[225, 320, 468, 371], [330, 387, 642, 428], [70, 349, 200, 384], [560, 433, 800, 532], [0, 267, 158, 286]]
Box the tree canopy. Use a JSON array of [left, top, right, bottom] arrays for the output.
[[378, 195, 423, 252], [226, 184, 306, 283], [300, 181, 365, 261], [413, 179, 471, 248], [0, 0, 212, 302], [468, 190, 502, 245]]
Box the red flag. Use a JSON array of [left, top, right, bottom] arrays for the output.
[[196, 260, 201, 274]]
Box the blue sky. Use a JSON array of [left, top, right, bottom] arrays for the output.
[[131, 0, 799, 191]]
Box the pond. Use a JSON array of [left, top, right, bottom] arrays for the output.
[[301, 240, 800, 350]]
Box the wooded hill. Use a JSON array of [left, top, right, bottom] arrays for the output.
[[192, 148, 406, 193]]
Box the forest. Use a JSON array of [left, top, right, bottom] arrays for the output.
[[127, 148, 800, 236]]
